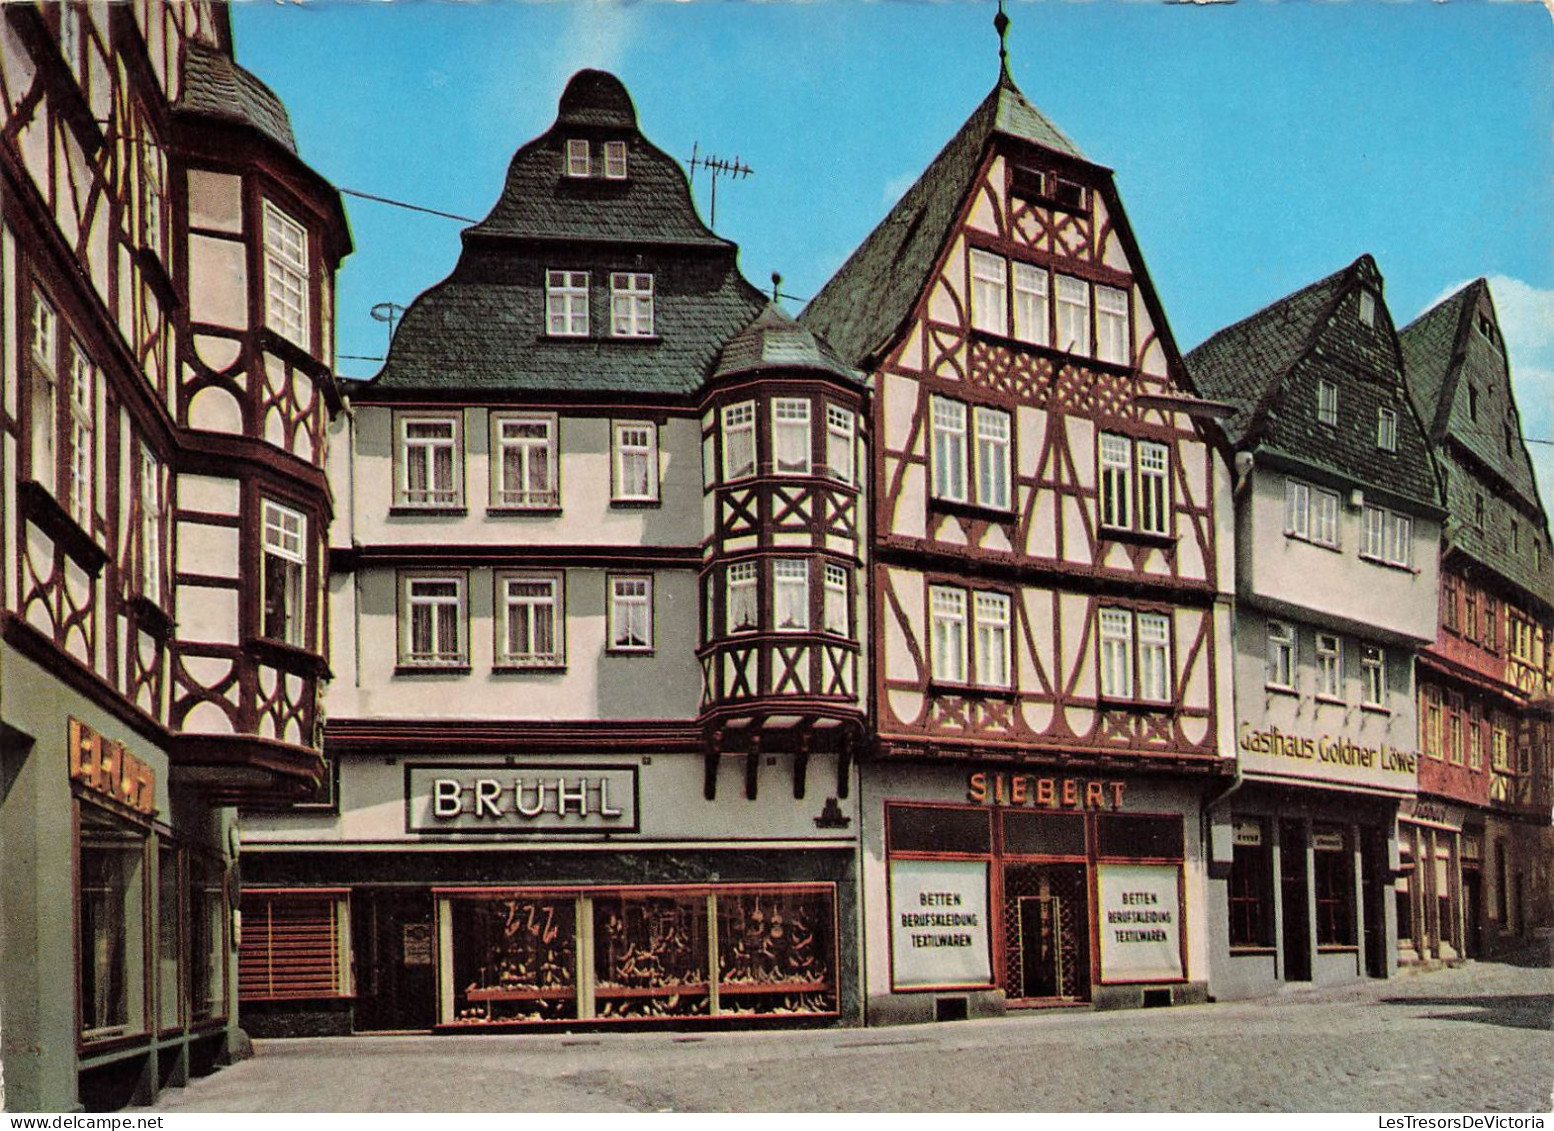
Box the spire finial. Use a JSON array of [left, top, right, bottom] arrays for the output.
[[994, 0, 1011, 80]]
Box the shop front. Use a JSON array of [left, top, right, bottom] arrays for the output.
[[860, 763, 1210, 1025], [1397, 798, 1470, 964], [0, 663, 239, 1111], [239, 745, 859, 1033]]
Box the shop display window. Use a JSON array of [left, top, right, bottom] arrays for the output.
[[157, 845, 183, 1032], [79, 806, 149, 1042], [1096, 814, 1184, 861], [1002, 811, 1085, 857], [1313, 826, 1356, 947], [443, 885, 837, 1025], [189, 852, 227, 1022], [887, 804, 992, 855], [1227, 819, 1274, 949]]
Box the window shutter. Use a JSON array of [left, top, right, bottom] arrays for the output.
[[239, 893, 346, 1001]]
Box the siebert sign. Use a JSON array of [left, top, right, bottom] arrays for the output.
[[406, 764, 638, 834]]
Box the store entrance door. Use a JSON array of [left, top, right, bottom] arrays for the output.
[[1280, 821, 1312, 982], [1003, 864, 1089, 1003], [353, 890, 437, 1032], [1462, 870, 1482, 958]]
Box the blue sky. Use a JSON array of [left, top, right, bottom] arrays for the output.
[[231, 0, 1554, 501]]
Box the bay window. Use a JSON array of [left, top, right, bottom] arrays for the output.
[[773, 559, 810, 631], [825, 405, 855, 484], [823, 562, 850, 637], [722, 402, 756, 481], [726, 561, 758, 634], [263, 201, 309, 349], [773, 398, 812, 475], [261, 500, 307, 647]]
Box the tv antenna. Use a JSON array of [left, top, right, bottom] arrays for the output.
[[686, 142, 752, 230], [370, 301, 405, 352]]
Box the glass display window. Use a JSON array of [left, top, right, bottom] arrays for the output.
[[450, 894, 578, 1025], [593, 893, 710, 1019], [78, 803, 149, 1043]]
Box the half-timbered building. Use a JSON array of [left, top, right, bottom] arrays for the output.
[[0, 0, 347, 1110], [1187, 256, 1442, 997], [1399, 280, 1554, 962], [801, 48, 1236, 1021], [239, 71, 869, 1034]]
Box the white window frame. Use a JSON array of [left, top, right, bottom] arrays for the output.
[[608, 575, 653, 653], [1315, 633, 1342, 700], [1285, 479, 1311, 540], [1012, 261, 1049, 346], [401, 574, 466, 667], [603, 140, 628, 180], [825, 404, 855, 485], [773, 559, 810, 632], [929, 586, 968, 685], [1377, 407, 1398, 453], [726, 561, 759, 634], [772, 398, 812, 476], [1266, 621, 1295, 691], [30, 289, 57, 493], [1137, 611, 1171, 703], [261, 500, 307, 648], [397, 414, 461, 508], [263, 201, 309, 350], [609, 272, 654, 338], [1312, 487, 1339, 548], [1056, 274, 1090, 357], [545, 270, 589, 337], [1317, 379, 1339, 427], [1360, 644, 1385, 708], [721, 401, 756, 482], [1098, 608, 1134, 700], [973, 591, 1012, 689], [1388, 512, 1413, 569], [1095, 285, 1130, 366], [139, 447, 162, 602], [612, 421, 658, 502], [930, 397, 969, 504], [1100, 433, 1132, 530], [973, 406, 1012, 511], [66, 342, 93, 528], [1137, 441, 1170, 536], [565, 139, 590, 177], [823, 562, 849, 638], [1361, 504, 1387, 560], [1358, 290, 1376, 327], [497, 573, 564, 668], [970, 249, 1008, 337], [492, 414, 558, 510]]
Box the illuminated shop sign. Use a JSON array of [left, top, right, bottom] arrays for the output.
[[1097, 863, 1182, 983], [888, 858, 994, 990], [406, 764, 639, 834], [1237, 723, 1417, 788], [967, 772, 1126, 810], [69, 718, 156, 816]]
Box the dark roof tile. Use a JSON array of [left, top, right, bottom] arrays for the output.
[[176, 42, 297, 155]]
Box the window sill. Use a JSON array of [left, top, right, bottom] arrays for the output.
[[929, 496, 1017, 524], [1316, 945, 1359, 954], [256, 327, 328, 379], [488, 505, 562, 518], [1358, 554, 1417, 574], [928, 680, 1018, 701], [605, 647, 655, 657], [1284, 531, 1342, 553], [606, 334, 661, 344], [389, 504, 467, 517], [1359, 703, 1391, 716], [395, 664, 471, 676], [610, 497, 662, 510], [1264, 683, 1298, 698], [493, 663, 567, 674], [1314, 694, 1347, 708], [1227, 945, 1278, 957], [1100, 525, 1176, 548], [18, 479, 108, 576], [249, 637, 329, 678]]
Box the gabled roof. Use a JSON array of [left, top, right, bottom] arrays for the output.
[[176, 42, 297, 156], [800, 70, 1083, 367], [714, 303, 863, 386], [1186, 255, 1441, 512], [364, 70, 766, 398], [1397, 283, 1470, 435]]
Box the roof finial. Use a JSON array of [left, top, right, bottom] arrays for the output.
[[994, 0, 1011, 81]]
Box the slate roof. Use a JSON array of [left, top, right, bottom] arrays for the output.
[[365, 70, 767, 398], [176, 42, 297, 155], [714, 303, 863, 386], [800, 69, 1083, 367], [1400, 281, 1553, 602], [1185, 255, 1441, 512]]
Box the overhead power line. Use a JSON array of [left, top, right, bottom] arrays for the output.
[[339, 187, 477, 224]]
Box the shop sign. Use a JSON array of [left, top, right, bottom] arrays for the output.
[[967, 772, 1125, 810], [1237, 723, 1417, 790], [402, 922, 434, 966], [1097, 863, 1182, 983], [1400, 798, 1465, 831], [69, 718, 156, 816], [406, 764, 638, 834], [888, 859, 993, 989], [1312, 829, 1346, 852], [1462, 835, 1483, 862], [1232, 818, 1263, 847]]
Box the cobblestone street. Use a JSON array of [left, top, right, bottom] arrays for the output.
[[141, 953, 1553, 1113]]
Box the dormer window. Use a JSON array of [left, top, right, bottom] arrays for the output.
[[1358, 291, 1376, 327], [604, 141, 628, 180], [1052, 177, 1086, 212], [565, 139, 590, 177], [1010, 166, 1046, 201], [609, 273, 653, 337], [546, 270, 589, 337]]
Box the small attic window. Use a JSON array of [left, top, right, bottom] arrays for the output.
[[1358, 291, 1376, 327], [1010, 167, 1046, 201], [1317, 379, 1338, 426], [1052, 177, 1087, 212], [1477, 314, 1499, 350], [1468, 384, 1479, 422], [604, 140, 628, 180], [565, 139, 590, 178]]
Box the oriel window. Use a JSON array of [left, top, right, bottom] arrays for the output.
[[773, 398, 812, 475], [725, 561, 758, 634], [773, 559, 810, 631], [261, 500, 307, 647], [823, 563, 850, 637], [263, 201, 309, 349], [825, 405, 855, 484], [721, 402, 756, 481]]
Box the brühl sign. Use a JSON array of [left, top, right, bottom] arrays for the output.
[[406, 764, 639, 834]]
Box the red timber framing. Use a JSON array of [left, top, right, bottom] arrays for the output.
[[866, 137, 1225, 774]]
